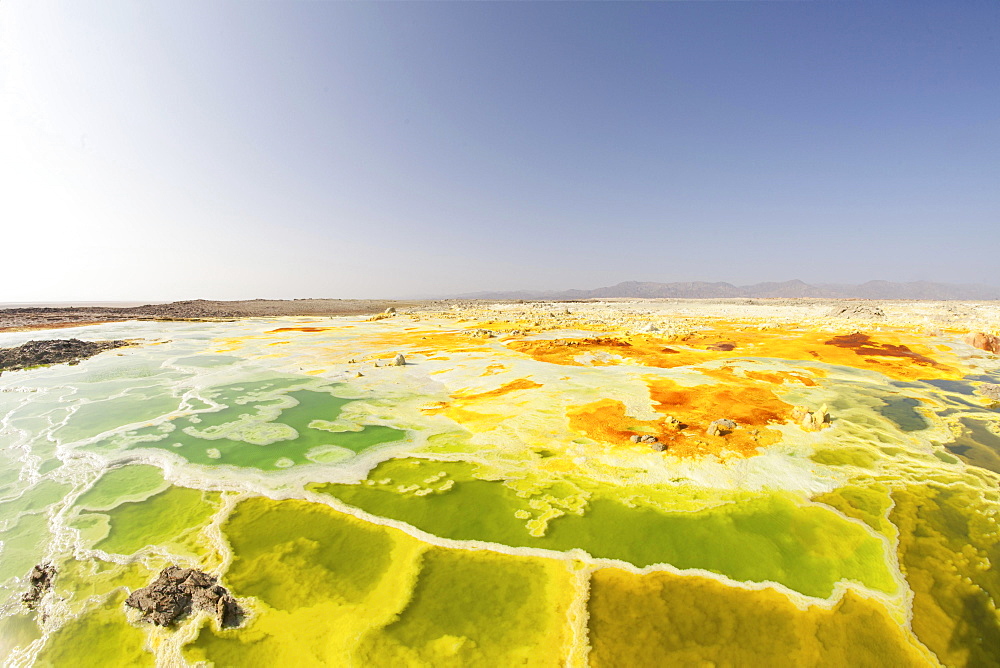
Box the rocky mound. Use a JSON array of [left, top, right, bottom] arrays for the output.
[[125, 566, 242, 628], [0, 339, 131, 373], [964, 332, 1000, 354]]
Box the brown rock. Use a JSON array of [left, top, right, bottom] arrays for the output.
[[662, 416, 681, 429], [125, 566, 243, 628], [964, 332, 1000, 354], [22, 563, 56, 609], [707, 418, 737, 436]]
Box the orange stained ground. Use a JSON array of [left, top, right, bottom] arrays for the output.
[[264, 326, 335, 333], [451, 378, 544, 401], [363, 329, 499, 356], [507, 327, 965, 382], [696, 364, 822, 386], [568, 375, 794, 459]]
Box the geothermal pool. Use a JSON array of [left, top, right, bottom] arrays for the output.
[[1, 303, 998, 666]]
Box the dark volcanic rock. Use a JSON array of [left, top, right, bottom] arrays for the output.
[[125, 566, 243, 628], [22, 563, 56, 609], [0, 339, 130, 373], [826, 303, 886, 320]]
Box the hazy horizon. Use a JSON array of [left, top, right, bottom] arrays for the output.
[[2, 1, 997, 301], [5, 276, 1000, 306]]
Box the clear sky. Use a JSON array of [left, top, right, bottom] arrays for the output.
[[1, 1, 998, 300]]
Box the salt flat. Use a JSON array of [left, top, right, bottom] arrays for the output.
[[0, 300, 998, 666]]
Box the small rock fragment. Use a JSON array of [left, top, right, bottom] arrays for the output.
[[22, 563, 56, 610], [827, 304, 886, 320], [650, 442, 667, 452], [707, 418, 737, 436], [630, 434, 642, 443], [976, 383, 1000, 402], [792, 405, 831, 431], [392, 353, 406, 366], [384, 307, 396, 315]]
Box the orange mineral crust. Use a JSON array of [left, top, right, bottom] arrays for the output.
[[568, 375, 792, 459], [264, 326, 335, 333], [451, 378, 544, 402], [696, 364, 822, 386], [588, 568, 933, 667], [507, 326, 964, 381], [366, 328, 498, 356]]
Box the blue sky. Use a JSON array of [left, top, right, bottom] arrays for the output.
[[1, 1, 997, 300]]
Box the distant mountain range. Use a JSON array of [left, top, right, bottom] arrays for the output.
[[452, 280, 1000, 301]]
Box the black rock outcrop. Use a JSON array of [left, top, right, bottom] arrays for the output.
[[22, 563, 56, 609], [0, 339, 130, 373], [125, 567, 242, 628]]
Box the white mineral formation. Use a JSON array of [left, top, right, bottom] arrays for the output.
[[792, 405, 831, 431]]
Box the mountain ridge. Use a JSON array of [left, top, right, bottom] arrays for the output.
[[452, 280, 1000, 301]]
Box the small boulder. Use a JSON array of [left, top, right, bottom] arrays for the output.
[[964, 332, 1000, 354], [707, 419, 737, 436], [384, 307, 396, 315], [392, 353, 406, 366], [125, 566, 243, 628], [650, 442, 668, 452], [792, 405, 831, 431], [630, 434, 642, 443]]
